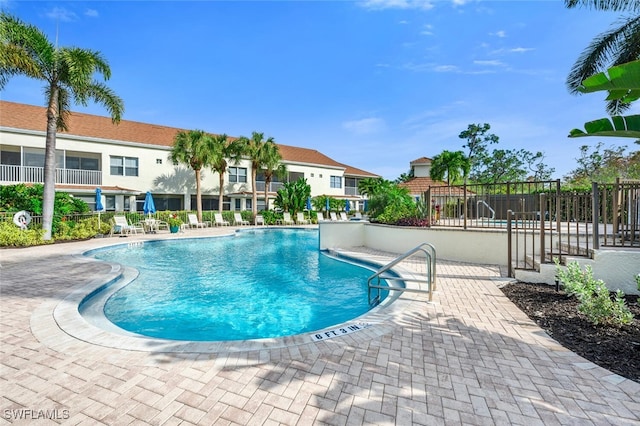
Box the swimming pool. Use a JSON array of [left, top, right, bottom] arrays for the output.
[[82, 229, 391, 341]]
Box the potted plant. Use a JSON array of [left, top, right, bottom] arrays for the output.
[[167, 214, 183, 233]]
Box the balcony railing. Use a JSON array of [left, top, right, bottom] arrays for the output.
[[0, 164, 102, 186], [255, 181, 284, 192], [345, 186, 360, 196]]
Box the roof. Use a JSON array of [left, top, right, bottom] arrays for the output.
[[410, 157, 432, 165], [0, 100, 378, 177], [398, 177, 467, 197]]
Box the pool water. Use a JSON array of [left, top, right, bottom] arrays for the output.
[[84, 229, 388, 341]]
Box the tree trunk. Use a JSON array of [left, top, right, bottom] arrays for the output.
[[251, 167, 258, 218], [218, 171, 224, 213], [42, 89, 59, 240], [264, 176, 270, 211], [195, 169, 203, 221]]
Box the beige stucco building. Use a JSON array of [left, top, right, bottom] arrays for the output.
[[0, 101, 377, 213]]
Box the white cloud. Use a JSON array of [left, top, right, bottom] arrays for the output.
[[46, 7, 78, 22], [491, 30, 507, 38], [420, 24, 434, 35], [510, 47, 535, 53], [85, 9, 99, 18], [474, 60, 505, 66], [434, 65, 459, 73], [359, 0, 435, 11], [342, 117, 387, 135]]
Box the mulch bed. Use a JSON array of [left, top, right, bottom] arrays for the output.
[[500, 282, 640, 383]]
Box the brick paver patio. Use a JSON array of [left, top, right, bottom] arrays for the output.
[[1, 227, 638, 425]]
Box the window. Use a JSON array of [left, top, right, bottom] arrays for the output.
[[330, 176, 342, 189], [66, 156, 99, 170], [110, 156, 138, 176], [246, 199, 252, 210], [156, 159, 162, 164], [235, 199, 241, 210], [106, 196, 116, 211], [345, 177, 357, 188], [229, 167, 247, 183], [288, 172, 304, 182]]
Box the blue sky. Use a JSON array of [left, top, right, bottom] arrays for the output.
[[2, 0, 637, 180]]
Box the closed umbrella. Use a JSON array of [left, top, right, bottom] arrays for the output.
[[325, 197, 330, 212], [345, 199, 350, 213], [143, 191, 156, 216], [364, 199, 368, 212], [306, 197, 312, 211], [95, 188, 104, 231]]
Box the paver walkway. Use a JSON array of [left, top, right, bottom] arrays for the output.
[[1, 227, 639, 425]]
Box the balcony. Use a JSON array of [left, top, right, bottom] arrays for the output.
[[0, 165, 102, 186], [255, 181, 284, 193], [345, 186, 360, 196]]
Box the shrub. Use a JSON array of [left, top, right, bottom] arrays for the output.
[[395, 217, 431, 227], [0, 221, 51, 247], [555, 260, 634, 326]]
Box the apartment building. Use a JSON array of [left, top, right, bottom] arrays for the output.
[[0, 101, 377, 213]]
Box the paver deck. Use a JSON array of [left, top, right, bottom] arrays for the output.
[[1, 226, 639, 425]]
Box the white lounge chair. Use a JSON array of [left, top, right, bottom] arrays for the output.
[[296, 212, 310, 225], [188, 213, 209, 228], [111, 215, 144, 236], [316, 212, 325, 222], [233, 213, 250, 226], [255, 214, 265, 226], [340, 212, 348, 221], [214, 213, 230, 226], [277, 212, 295, 225], [330, 212, 338, 221], [354, 212, 362, 220]]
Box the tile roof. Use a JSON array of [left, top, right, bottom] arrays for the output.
[[410, 157, 432, 165], [0, 101, 379, 177], [398, 177, 467, 196]]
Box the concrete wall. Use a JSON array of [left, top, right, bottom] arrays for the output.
[[320, 222, 640, 295]]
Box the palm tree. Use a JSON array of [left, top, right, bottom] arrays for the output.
[[260, 143, 287, 211], [0, 12, 124, 240], [169, 130, 214, 222], [209, 134, 244, 213], [565, 0, 640, 115], [236, 131, 279, 217], [430, 150, 469, 186]]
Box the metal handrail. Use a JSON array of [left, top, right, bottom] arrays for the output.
[[367, 242, 437, 305]]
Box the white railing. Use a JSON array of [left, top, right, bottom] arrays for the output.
[[0, 165, 102, 186], [345, 187, 360, 196], [255, 181, 284, 192]]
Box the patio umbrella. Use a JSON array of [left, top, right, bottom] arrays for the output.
[[345, 199, 350, 213], [143, 191, 156, 217], [95, 188, 104, 230], [306, 197, 312, 211], [325, 197, 330, 212], [363, 199, 368, 212]]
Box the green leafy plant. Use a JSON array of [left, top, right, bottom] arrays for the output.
[[166, 214, 183, 227], [636, 273, 640, 291], [555, 260, 634, 326], [0, 221, 50, 247]]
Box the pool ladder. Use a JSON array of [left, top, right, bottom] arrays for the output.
[[367, 242, 437, 306]]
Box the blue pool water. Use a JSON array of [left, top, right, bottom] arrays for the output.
[[84, 229, 389, 341]]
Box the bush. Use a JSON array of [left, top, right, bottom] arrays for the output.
[[0, 221, 51, 247], [395, 217, 431, 227], [556, 260, 634, 326]]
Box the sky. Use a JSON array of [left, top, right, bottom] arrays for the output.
[[1, 0, 638, 181]]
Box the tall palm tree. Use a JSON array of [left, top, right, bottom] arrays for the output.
[[169, 130, 214, 222], [236, 131, 279, 217], [0, 12, 124, 240], [565, 0, 640, 115], [260, 143, 287, 211], [209, 134, 244, 212], [430, 150, 469, 186]]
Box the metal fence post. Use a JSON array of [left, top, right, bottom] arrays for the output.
[[507, 209, 513, 277], [592, 181, 600, 250]]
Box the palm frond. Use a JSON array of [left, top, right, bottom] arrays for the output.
[[565, 0, 640, 12]]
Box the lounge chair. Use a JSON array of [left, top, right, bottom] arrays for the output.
[[354, 212, 362, 220], [340, 212, 348, 221], [316, 212, 325, 222], [111, 215, 144, 236], [255, 214, 265, 226], [296, 212, 310, 225], [188, 214, 210, 228], [233, 213, 250, 226], [330, 212, 338, 221], [214, 213, 230, 226], [277, 212, 295, 225]]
